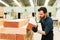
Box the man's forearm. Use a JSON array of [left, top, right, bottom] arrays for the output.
[[37, 30, 46, 35]]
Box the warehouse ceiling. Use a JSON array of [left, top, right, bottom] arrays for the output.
[[0, 0, 56, 7]]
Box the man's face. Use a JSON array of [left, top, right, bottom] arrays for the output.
[[38, 10, 46, 18]]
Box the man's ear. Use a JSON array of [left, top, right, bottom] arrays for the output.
[[46, 13, 48, 16], [45, 13, 47, 16]]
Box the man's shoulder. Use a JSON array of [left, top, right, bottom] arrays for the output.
[[47, 17, 52, 21], [47, 17, 53, 23]]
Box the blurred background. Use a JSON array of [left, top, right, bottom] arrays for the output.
[[0, 0, 60, 40]]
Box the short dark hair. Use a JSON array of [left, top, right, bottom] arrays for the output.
[[38, 7, 47, 14]]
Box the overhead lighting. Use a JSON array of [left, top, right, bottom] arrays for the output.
[[0, 0, 10, 7], [13, 0, 21, 7], [44, 0, 50, 7], [29, 0, 34, 7]]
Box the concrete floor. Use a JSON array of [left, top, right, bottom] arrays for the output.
[[33, 27, 60, 40]]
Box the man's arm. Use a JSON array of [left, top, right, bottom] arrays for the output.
[[38, 30, 46, 35], [38, 19, 53, 35]]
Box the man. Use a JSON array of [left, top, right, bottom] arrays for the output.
[[37, 7, 53, 40]]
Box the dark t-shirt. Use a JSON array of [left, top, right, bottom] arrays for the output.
[[40, 17, 53, 40]]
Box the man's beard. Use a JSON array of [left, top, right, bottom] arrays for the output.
[[40, 15, 45, 19]]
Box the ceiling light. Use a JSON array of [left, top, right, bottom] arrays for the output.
[[13, 0, 21, 7], [0, 0, 10, 7], [44, 0, 50, 7], [29, 0, 34, 7]]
